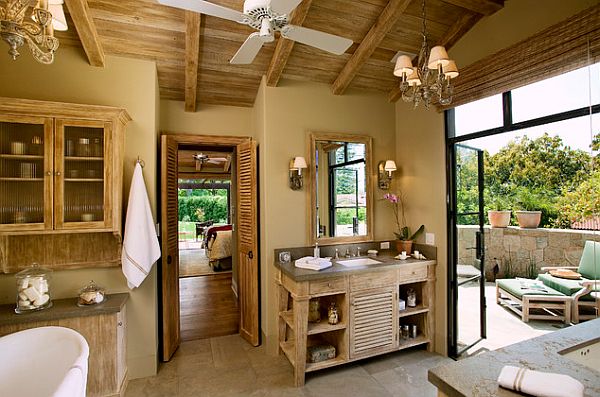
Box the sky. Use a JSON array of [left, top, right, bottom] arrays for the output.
[[454, 63, 600, 156]]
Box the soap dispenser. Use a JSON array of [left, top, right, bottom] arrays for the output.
[[314, 242, 320, 258]]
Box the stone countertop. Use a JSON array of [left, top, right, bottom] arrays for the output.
[[276, 254, 436, 282], [0, 293, 129, 326], [428, 317, 600, 397]]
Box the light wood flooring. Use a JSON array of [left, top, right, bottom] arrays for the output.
[[179, 274, 239, 342], [125, 335, 451, 397]]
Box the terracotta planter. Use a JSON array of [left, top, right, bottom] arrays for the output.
[[395, 240, 413, 254], [488, 210, 511, 228], [515, 211, 541, 228]]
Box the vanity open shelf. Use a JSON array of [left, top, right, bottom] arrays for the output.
[[276, 257, 435, 386]]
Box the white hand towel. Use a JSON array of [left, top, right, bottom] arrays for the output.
[[122, 163, 161, 289], [498, 365, 584, 397]]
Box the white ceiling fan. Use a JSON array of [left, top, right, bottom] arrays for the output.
[[193, 153, 228, 164], [157, 0, 354, 64]]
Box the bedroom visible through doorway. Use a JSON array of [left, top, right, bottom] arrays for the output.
[[177, 145, 239, 342]]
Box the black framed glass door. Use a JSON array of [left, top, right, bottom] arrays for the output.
[[448, 143, 487, 358]]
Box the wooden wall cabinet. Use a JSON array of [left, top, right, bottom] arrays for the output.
[[0, 97, 130, 235], [277, 261, 436, 386]]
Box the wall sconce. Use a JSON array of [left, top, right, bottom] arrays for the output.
[[289, 157, 307, 190], [378, 160, 397, 190]]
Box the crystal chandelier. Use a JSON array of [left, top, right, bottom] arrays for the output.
[[0, 0, 67, 64], [393, 0, 459, 108]]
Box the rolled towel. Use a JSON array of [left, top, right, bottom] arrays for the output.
[[498, 365, 584, 397]]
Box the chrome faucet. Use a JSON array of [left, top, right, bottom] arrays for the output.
[[345, 248, 351, 258], [357, 247, 361, 257], [334, 249, 340, 259]]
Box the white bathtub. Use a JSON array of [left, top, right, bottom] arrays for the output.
[[0, 326, 89, 397]]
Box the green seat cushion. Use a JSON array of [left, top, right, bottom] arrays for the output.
[[497, 278, 565, 298], [537, 273, 597, 301], [578, 241, 600, 280]]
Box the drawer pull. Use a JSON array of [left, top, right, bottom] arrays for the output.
[[327, 282, 332, 288], [118, 321, 123, 327]]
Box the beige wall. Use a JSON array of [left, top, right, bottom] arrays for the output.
[[256, 78, 397, 351], [395, 0, 599, 355], [0, 46, 159, 379]]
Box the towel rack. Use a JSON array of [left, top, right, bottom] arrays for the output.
[[136, 156, 145, 168]]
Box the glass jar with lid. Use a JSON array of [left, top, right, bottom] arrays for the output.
[[15, 263, 52, 314], [78, 280, 106, 306]]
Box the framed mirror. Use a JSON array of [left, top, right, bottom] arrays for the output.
[[308, 132, 373, 244]]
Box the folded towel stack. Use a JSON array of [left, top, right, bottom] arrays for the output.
[[498, 365, 584, 397], [295, 256, 332, 271], [517, 278, 548, 293]]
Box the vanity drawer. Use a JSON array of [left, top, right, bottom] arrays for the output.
[[398, 264, 428, 283], [350, 270, 397, 291], [309, 277, 346, 295]]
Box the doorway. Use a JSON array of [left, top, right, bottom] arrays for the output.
[[159, 134, 260, 361], [177, 146, 238, 342], [447, 144, 486, 358]]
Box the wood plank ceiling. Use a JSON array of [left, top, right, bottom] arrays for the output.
[[56, 0, 504, 110]]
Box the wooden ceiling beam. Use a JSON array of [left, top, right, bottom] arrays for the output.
[[331, 0, 411, 95], [265, 0, 313, 87], [440, 0, 503, 16], [64, 0, 105, 67], [185, 11, 202, 112], [388, 11, 482, 103]]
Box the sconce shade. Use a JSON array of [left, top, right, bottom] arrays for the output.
[[443, 60, 459, 79], [384, 160, 397, 172], [49, 0, 68, 31], [292, 156, 307, 170], [427, 45, 450, 69], [393, 55, 413, 77]]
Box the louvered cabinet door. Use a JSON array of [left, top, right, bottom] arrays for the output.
[[349, 288, 398, 359]]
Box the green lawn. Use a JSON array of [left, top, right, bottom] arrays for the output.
[[178, 221, 196, 241]]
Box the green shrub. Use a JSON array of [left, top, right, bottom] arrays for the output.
[[178, 196, 228, 223]]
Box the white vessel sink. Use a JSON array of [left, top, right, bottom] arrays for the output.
[[337, 258, 382, 267], [560, 338, 600, 374], [0, 326, 89, 397]]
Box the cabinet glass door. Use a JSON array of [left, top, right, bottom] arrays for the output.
[[55, 119, 109, 229], [0, 116, 53, 231]]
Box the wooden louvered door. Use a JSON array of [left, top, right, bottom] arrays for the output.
[[349, 288, 398, 359], [236, 140, 260, 346], [160, 135, 180, 361]]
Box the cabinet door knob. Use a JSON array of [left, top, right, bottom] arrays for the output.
[[118, 321, 123, 327], [55, 171, 61, 176], [46, 171, 52, 176], [327, 282, 332, 288]]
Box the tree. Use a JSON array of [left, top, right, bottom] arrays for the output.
[[558, 171, 600, 226]]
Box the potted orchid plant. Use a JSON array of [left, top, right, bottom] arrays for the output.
[[383, 192, 425, 254]]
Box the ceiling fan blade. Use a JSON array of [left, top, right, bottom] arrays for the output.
[[281, 25, 353, 55], [157, 0, 247, 23], [269, 0, 302, 15], [230, 33, 265, 64]]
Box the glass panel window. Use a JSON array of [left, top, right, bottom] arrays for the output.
[[454, 94, 503, 136], [512, 64, 600, 123], [63, 126, 104, 223], [0, 121, 46, 225]]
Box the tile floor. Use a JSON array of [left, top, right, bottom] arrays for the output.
[[125, 334, 452, 397]]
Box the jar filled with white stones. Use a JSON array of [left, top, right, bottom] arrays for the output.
[[15, 263, 52, 314]]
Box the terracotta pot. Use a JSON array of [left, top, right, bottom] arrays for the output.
[[487, 210, 511, 228], [395, 240, 413, 254], [515, 211, 542, 228]]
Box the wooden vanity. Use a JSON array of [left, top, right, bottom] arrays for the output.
[[276, 256, 436, 386]]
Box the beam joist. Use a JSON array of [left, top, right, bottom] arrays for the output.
[[64, 0, 105, 67], [388, 11, 483, 103], [185, 11, 202, 112], [266, 0, 313, 87], [331, 0, 411, 96], [440, 0, 503, 16]]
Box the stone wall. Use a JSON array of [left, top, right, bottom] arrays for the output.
[[458, 226, 600, 280]]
